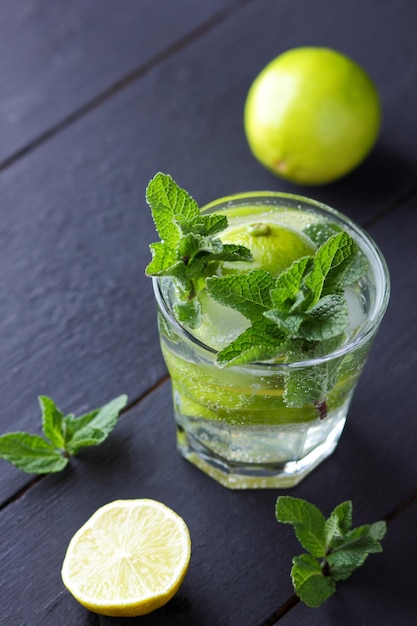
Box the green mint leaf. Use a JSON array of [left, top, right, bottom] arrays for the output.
[[324, 500, 353, 547], [216, 322, 286, 367], [276, 496, 326, 558], [145, 173, 253, 327], [367, 520, 387, 542], [303, 223, 342, 247], [327, 522, 386, 581], [265, 295, 347, 341], [0, 433, 68, 474], [269, 256, 312, 315], [40, 395, 65, 449], [327, 550, 368, 581], [208, 271, 287, 365], [146, 172, 199, 249], [178, 232, 223, 263], [298, 295, 348, 341], [264, 309, 304, 336], [324, 247, 369, 292], [207, 270, 275, 323], [277, 497, 387, 607], [174, 297, 202, 329], [0, 394, 128, 474], [146, 242, 180, 276], [322, 246, 368, 295], [283, 337, 344, 408], [189, 213, 228, 236], [291, 554, 336, 608], [329, 521, 386, 574], [63, 394, 128, 456], [214, 243, 253, 264], [302, 232, 356, 307]]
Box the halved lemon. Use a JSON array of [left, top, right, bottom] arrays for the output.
[[61, 499, 191, 617]]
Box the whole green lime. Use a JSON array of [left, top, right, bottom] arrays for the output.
[[244, 47, 381, 185]]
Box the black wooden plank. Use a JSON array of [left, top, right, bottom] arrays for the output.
[[3, 191, 417, 624], [2, 0, 417, 623], [120, 0, 417, 222], [258, 194, 417, 623], [0, 0, 242, 163], [276, 499, 417, 625], [1, 0, 416, 503], [0, 196, 416, 623], [0, 389, 288, 626]]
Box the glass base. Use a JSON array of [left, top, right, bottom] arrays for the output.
[[176, 418, 345, 489]]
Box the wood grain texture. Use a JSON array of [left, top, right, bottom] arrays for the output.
[[274, 499, 417, 625], [0, 0, 243, 163], [0, 388, 288, 626], [1, 0, 417, 502], [1, 0, 417, 623]]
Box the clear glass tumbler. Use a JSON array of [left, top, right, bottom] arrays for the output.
[[153, 192, 390, 489]]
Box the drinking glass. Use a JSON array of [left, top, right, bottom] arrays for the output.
[[153, 192, 390, 488]]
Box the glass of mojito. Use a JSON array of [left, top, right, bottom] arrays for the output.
[[147, 173, 390, 489]]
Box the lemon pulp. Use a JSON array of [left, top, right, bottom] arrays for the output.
[[61, 499, 191, 617]]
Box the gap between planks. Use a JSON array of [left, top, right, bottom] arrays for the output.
[[258, 486, 417, 625], [363, 180, 417, 229], [0, 373, 169, 513], [0, 0, 253, 175], [1, 2, 416, 610], [1, 377, 416, 622]]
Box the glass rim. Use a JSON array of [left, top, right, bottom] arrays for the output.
[[153, 190, 390, 370]]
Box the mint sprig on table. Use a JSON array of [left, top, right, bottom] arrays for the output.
[[276, 496, 386, 608], [0, 395, 127, 474], [145, 172, 252, 327]]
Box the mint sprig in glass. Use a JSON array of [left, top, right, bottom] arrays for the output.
[[146, 173, 390, 489]]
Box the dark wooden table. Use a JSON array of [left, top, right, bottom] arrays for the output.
[[1, 1, 416, 624]]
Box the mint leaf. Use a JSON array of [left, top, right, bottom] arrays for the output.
[[298, 295, 348, 341], [0, 394, 128, 474], [283, 337, 345, 408], [0, 433, 68, 473], [269, 256, 312, 316], [324, 500, 353, 546], [146, 172, 199, 249], [303, 223, 341, 246], [302, 232, 356, 307], [209, 230, 367, 415], [207, 270, 287, 365], [145, 174, 368, 414], [146, 173, 252, 327], [216, 323, 285, 367], [146, 242, 180, 276], [276, 496, 387, 607], [207, 270, 275, 322], [276, 496, 326, 558], [328, 521, 387, 580], [63, 395, 128, 456], [291, 554, 336, 608], [40, 395, 66, 449], [174, 297, 202, 328], [188, 213, 228, 236]]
